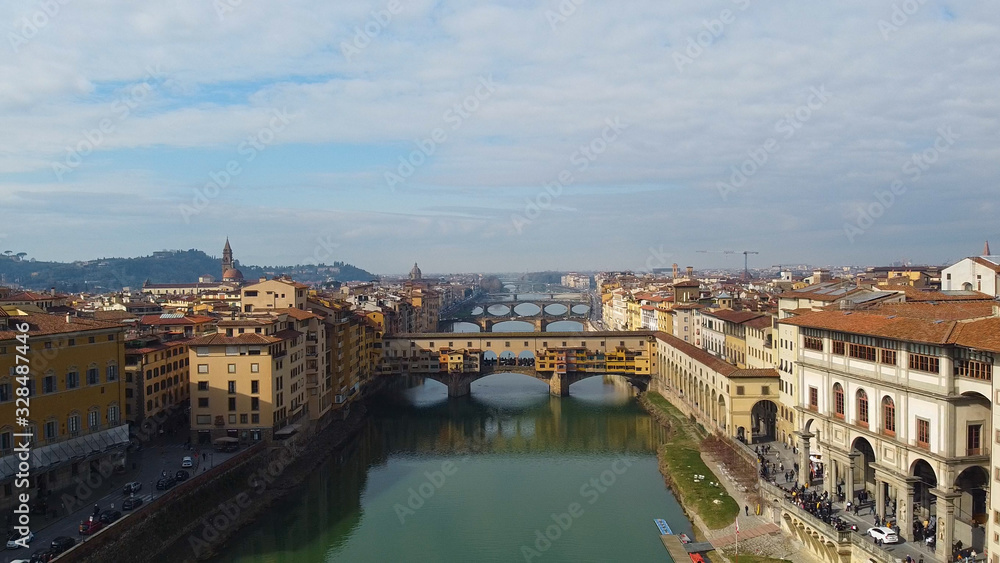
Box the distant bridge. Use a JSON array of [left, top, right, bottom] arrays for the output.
[[383, 331, 656, 397]]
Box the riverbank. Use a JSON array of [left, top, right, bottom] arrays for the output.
[[639, 392, 740, 533]]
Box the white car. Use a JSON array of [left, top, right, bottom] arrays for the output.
[[181, 456, 194, 468], [6, 530, 33, 549], [867, 526, 899, 544]]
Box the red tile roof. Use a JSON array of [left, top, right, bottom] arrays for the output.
[[777, 306, 994, 345], [0, 314, 124, 341], [948, 318, 1000, 353], [702, 309, 766, 324], [186, 333, 279, 346]]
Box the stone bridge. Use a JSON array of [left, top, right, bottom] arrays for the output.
[[438, 314, 587, 332], [384, 331, 655, 397]]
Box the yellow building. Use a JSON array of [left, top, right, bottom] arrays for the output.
[[0, 312, 127, 511], [188, 310, 315, 445], [124, 337, 191, 426], [308, 296, 363, 409], [241, 277, 309, 312]]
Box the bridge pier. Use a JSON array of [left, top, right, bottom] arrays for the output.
[[448, 379, 471, 397], [549, 373, 570, 397]]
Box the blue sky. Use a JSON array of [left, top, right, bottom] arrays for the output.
[[1, 0, 997, 275]]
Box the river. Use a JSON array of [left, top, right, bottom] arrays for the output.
[[209, 374, 693, 562]]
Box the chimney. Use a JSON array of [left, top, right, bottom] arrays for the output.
[[50, 287, 56, 296], [65, 313, 71, 324], [686, 266, 694, 278]]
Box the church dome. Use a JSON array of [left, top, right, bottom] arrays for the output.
[[409, 262, 422, 280], [222, 268, 244, 281]]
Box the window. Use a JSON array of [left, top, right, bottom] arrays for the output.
[[228, 363, 236, 374], [197, 381, 208, 391], [880, 349, 897, 365], [198, 398, 209, 408], [198, 364, 209, 374], [884, 395, 900, 433], [849, 344, 876, 361], [803, 337, 823, 352], [917, 418, 930, 449], [251, 397, 259, 411], [832, 340, 845, 355], [108, 405, 119, 425], [0, 431, 11, 453], [228, 398, 237, 411], [43, 375, 56, 394], [735, 386, 745, 395], [833, 383, 844, 418], [240, 414, 248, 424], [857, 389, 868, 427], [251, 363, 259, 373], [88, 336, 95, 344], [968, 424, 983, 456], [88, 410, 99, 429], [66, 371, 79, 389], [251, 414, 260, 424], [68, 415, 80, 435], [196, 415, 211, 425], [106, 365, 118, 381], [909, 353, 939, 374], [761, 386, 770, 395], [228, 414, 237, 424], [0, 384, 10, 402], [228, 381, 236, 394], [86, 367, 99, 385], [44, 421, 57, 440], [251, 380, 259, 394]]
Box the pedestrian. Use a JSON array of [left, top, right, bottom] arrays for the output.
[[870, 504, 875, 516], [745, 505, 749, 516], [93, 504, 99, 516]]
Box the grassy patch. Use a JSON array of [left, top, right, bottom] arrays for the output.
[[644, 392, 739, 530]]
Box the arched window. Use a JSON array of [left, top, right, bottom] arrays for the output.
[[833, 383, 845, 418], [882, 396, 896, 435], [857, 389, 869, 427]]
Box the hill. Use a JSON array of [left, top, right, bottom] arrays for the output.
[[0, 249, 376, 292]]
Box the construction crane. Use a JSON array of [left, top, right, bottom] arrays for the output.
[[697, 250, 759, 280]]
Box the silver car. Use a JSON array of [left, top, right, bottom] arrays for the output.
[[867, 526, 899, 544]]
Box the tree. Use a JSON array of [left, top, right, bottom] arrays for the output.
[[15, 252, 26, 262]]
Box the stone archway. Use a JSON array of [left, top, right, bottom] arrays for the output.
[[717, 394, 727, 433], [851, 437, 876, 498], [750, 400, 778, 443], [910, 458, 938, 520], [955, 465, 989, 551]]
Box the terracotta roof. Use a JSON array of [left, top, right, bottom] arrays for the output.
[[93, 311, 138, 321], [140, 314, 215, 326], [948, 318, 1000, 353], [883, 284, 993, 302], [186, 333, 279, 346], [970, 257, 1000, 273], [702, 309, 765, 324], [729, 368, 780, 379], [0, 314, 124, 341], [745, 316, 773, 330], [275, 308, 320, 321], [272, 328, 303, 341], [654, 332, 738, 376], [2, 291, 58, 301], [640, 305, 656, 311], [778, 310, 971, 345], [870, 301, 994, 321], [673, 280, 700, 288]]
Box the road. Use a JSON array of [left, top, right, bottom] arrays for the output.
[[2, 430, 243, 562]]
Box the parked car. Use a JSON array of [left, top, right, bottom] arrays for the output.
[[122, 497, 143, 511], [49, 536, 75, 554], [99, 509, 122, 524], [156, 476, 177, 490], [123, 481, 142, 495], [6, 530, 34, 549], [867, 527, 899, 544], [28, 549, 54, 563], [175, 469, 190, 481], [181, 456, 194, 468], [79, 518, 104, 536]]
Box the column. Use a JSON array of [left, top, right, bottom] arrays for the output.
[[845, 452, 858, 502], [795, 430, 813, 488], [822, 458, 835, 497], [897, 477, 917, 543], [875, 477, 885, 520], [933, 488, 959, 559]]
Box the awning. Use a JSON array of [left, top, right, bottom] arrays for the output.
[[1, 425, 130, 481], [274, 424, 301, 437], [213, 437, 239, 444]]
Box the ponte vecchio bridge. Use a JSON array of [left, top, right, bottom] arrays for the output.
[[439, 294, 591, 332], [382, 331, 655, 397]]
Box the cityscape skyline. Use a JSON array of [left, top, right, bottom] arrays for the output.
[[2, 1, 997, 272]]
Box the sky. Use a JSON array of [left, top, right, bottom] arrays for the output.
[[1, 1, 997, 275]]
